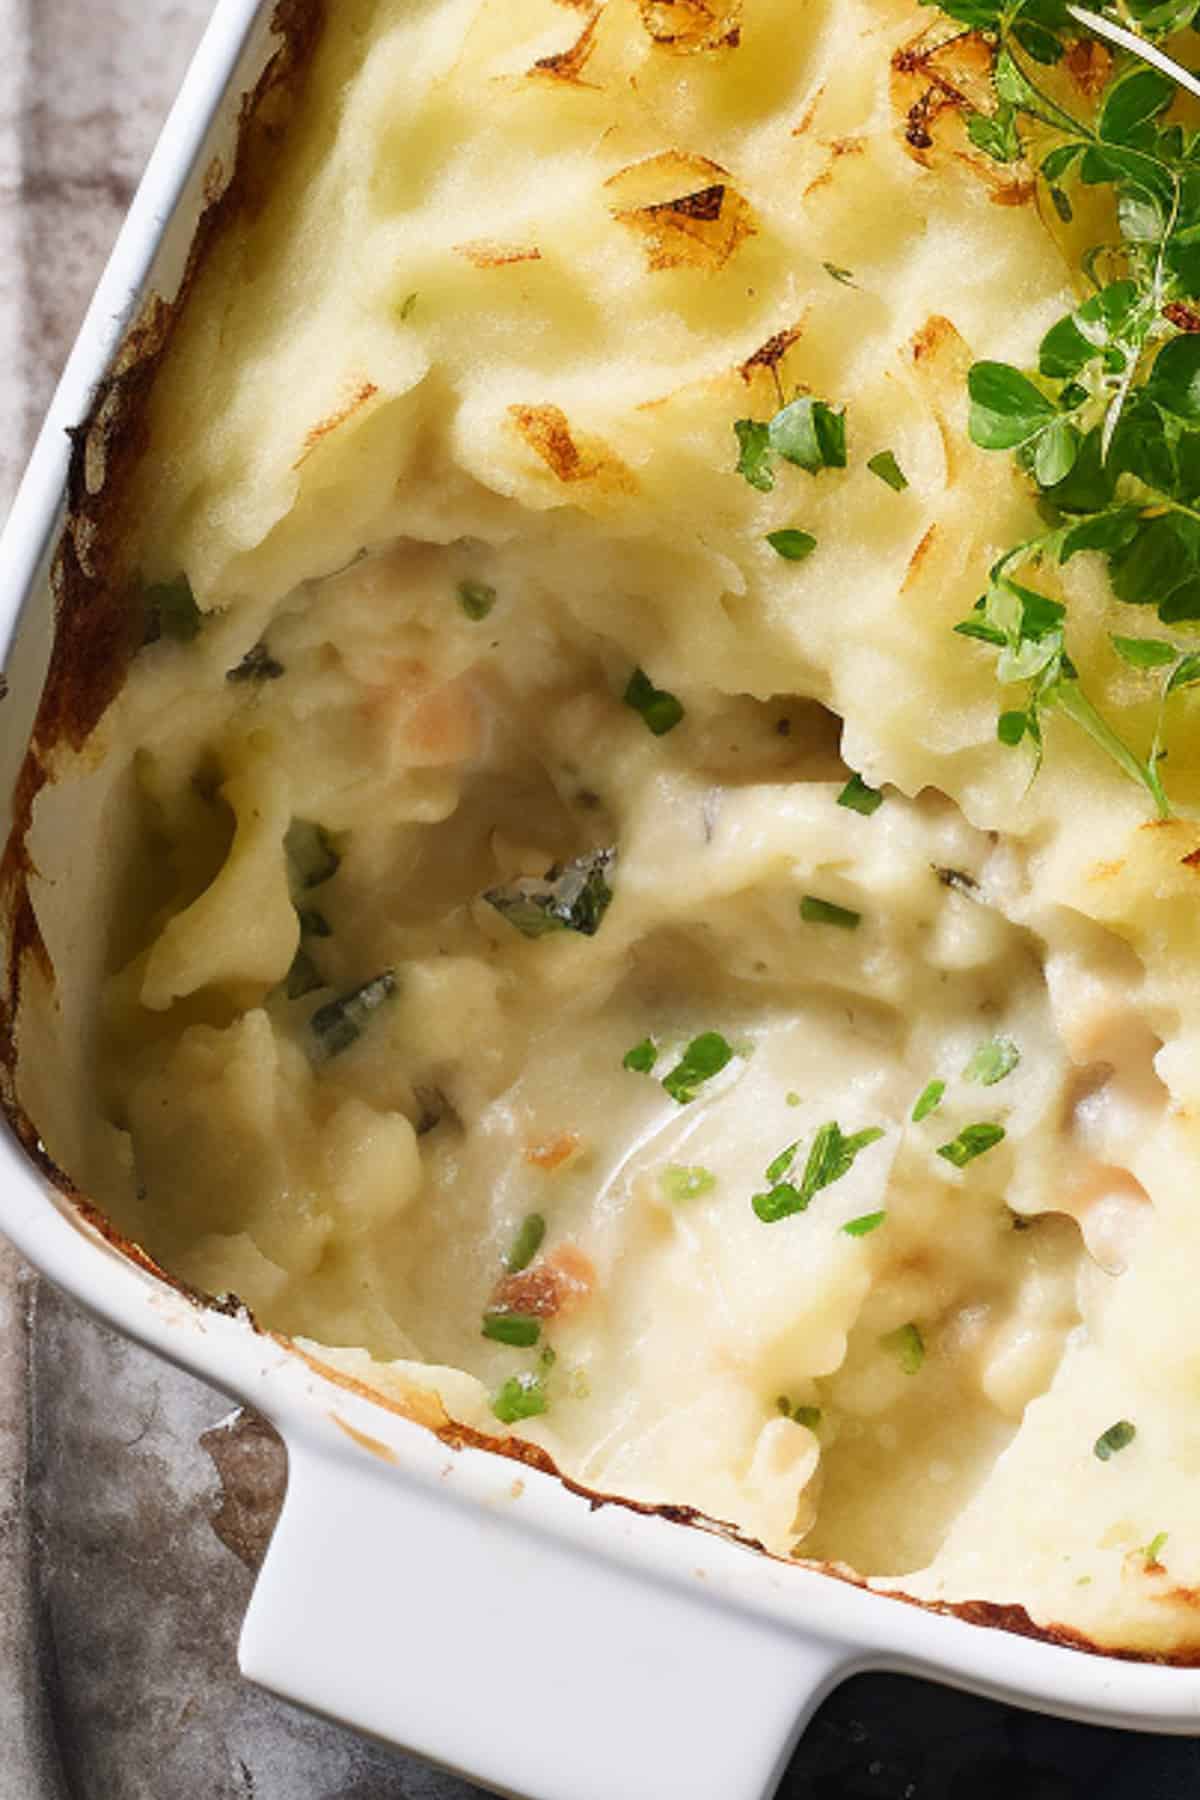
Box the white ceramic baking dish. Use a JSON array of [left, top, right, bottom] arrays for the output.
[[2, 5, 1200, 1796]]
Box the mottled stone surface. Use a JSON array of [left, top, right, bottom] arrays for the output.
[[4, 4, 1200, 1797]]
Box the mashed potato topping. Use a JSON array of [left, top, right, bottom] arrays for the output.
[[26, 0, 1200, 1651]]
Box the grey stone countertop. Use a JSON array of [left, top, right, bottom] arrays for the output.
[[4, 4, 1200, 1796]]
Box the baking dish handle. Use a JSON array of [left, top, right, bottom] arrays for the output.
[[239, 1439, 854, 1800]]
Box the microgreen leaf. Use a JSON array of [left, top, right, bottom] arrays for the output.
[[768, 398, 848, 473], [968, 362, 1056, 450], [734, 419, 774, 491], [1112, 634, 1178, 668], [843, 1210, 886, 1237]]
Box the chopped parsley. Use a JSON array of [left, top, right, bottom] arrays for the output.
[[882, 1323, 925, 1375], [286, 820, 341, 895], [842, 1211, 886, 1237], [822, 261, 857, 287], [624, 667, 685, 736], [227, 641, 284, 682], [800, 895, 861, 930], [661, 1164, 717, 1203], [485, 847, 616, 939], [482, 1312, 542, 1348], [777, 1397, 823, 1430], [662, 1032, 735, 1105], [766, 528, 817, 562], [753, 1121, 884, 1223], [1094, 1420, 1137, 1462], [734, 397, 847, 491], [309, 972, 397, 1060], [867, 450, 908, 493], [911, 1079, 946, 1123], [504, 1213, 545, 1274], [143, 575, 202, 644], [491, 1372, 548, 1425], [623, 1038, 658, 1074], [963, 1036, 1021, 1087], [458, 579, 497, 621], [936, 1122, 1006, 1168], [837, 773, 884, 816]]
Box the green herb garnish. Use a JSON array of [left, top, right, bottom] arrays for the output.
[[398, 291, 418, 321], [837, 773, 884, 816], [933, 3, 1200, 816], [143, 575, 202, 644], [623, 1038, 658, 1074], [458, 579, 497, 621], [1144, 1531, 1169, 1563], [800, 895, 861, 930], [504, 1213, 546, 1274], [227, 641, 284, 682], [1094, 1419, 1137, 1461], [309, 971, 397, 1060], [766, 528, 817, 562], [286, 820, 341, 895], [661, 1164, 717, 1203], [482, 1312, 542, 1348], [792, 1404, 823, 1431], [937, 1122, 1006, 1168], [491, 1372, 548, 1425], [624, 668, 685, 735], [823, 262, 857, 287], [485, 848, 616, 939], [842, 1210, 886, 1237], [661, 1032, 734, 1105], [963, 1035, 1021, 1086], [882, 1322, 924, 1375], [867, 450, 908, 492], [753, 1121, 884, 1223], [912, 1079, 946, 1123], [734, 397, 847, 491], [786, 1090, 802, 1107]]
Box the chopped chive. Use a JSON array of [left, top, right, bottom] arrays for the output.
[[485, 848, 616, 939], [766, 528, 817, 562], [842, 1210, 886, 1237], [911, 1079, 946, 1123], [963, 1035, 1020, 1086], [936, 1122, 1006, 1168], [753, 1120, 884, 1223], [661, 1164, 717, 1203], [867, 450, 908, 493], [822, 261, 857, 287], [505, 1213, 546, 1274], [491, 1372, 548, 1425], [800, 895, 861, 930], [623, 1038, 658, 1074], [661, 1032, 734, 1105], [482, 1312, 542, 1348], [458, 579, 497, 621], [1093, 1419, 1136, 1462], [837, 773, 884, 816], [309, 972, 397, 1060], [624, 667, 685, 736], [882, 1322, 924, 1374], [765, 1141, 799, 1184]]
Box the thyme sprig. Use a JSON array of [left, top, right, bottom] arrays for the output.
[[928, 0, 1200, 811]]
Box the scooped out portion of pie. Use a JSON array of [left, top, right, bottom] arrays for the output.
[[13, 0, 1200, 1656]]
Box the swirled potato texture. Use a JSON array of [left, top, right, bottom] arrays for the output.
[[43, 0, 1200, 1653]]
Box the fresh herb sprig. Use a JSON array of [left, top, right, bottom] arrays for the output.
[[931, 2, 1200, 812]]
